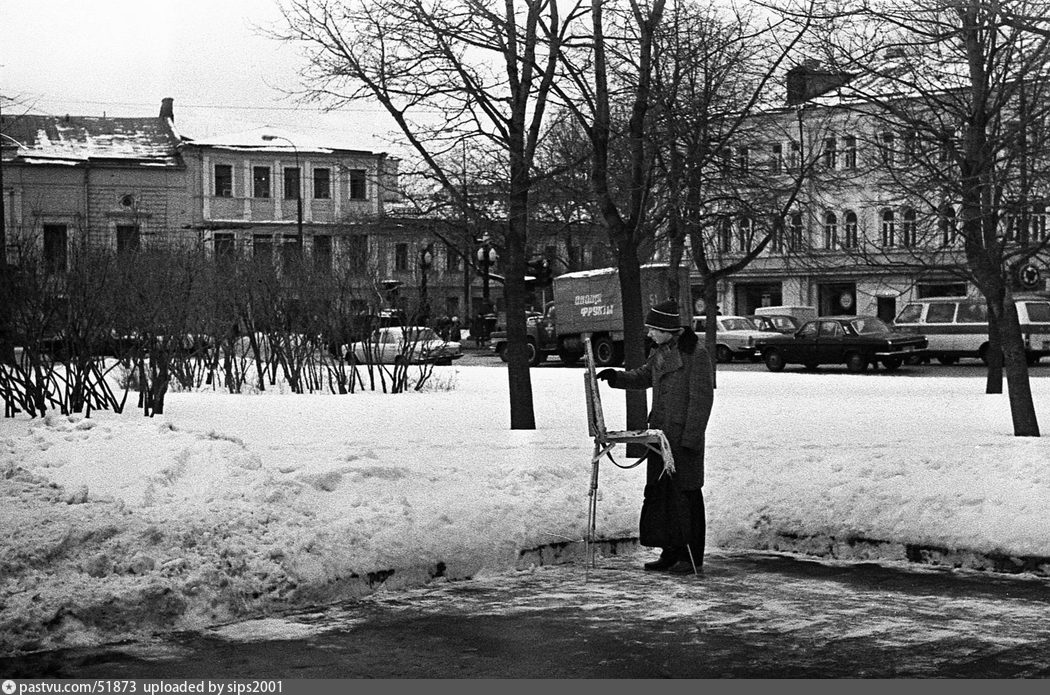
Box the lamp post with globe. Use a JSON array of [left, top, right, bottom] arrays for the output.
[[476, 238, 498, 342]]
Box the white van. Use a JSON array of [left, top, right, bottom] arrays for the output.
[[892, 296, 1050, 365]]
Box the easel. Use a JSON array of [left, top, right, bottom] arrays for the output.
[[582, 332, 674, 571]]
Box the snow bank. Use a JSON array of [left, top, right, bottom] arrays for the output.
[[1, 366, 1048, 654]]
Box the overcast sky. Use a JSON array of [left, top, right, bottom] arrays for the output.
[[0, 0, 399, 149]]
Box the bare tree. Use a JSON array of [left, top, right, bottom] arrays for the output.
[[649, 0, 815, 374], [775, 0, 1050, 436], [549, 0, 668, 432], [275, 0, 585, 429]]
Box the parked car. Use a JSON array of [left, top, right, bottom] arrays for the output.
[[347, 326, 462, 365], [748, 314, 802, 335], [893, 295, 1050, 365], [755, 315, 928, 373], [693, 315, 783, 363], [754, 305, 818, 325]]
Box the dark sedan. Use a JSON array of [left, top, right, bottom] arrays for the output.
[[755, 315, 927, 373]]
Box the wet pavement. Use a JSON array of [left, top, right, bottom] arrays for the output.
[[5, 548, 1050, 678]]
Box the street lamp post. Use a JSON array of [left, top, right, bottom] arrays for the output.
[[476, 238, 498, 341], [261, 135, 303, 249], [476, 238, 498, 305]]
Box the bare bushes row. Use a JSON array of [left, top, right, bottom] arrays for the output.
[[1, 239, 444, 418]]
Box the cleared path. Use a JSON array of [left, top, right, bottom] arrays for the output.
[[5, 548, 1050, 678]]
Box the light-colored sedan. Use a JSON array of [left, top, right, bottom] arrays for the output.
[[693, 315, 783, 363], [347, 326, 462, 365]]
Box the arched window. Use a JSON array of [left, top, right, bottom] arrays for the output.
[[901, 207, 917, 247], [938, 204, 957, 247], [738, 216, 753, 251], [823, 212, 838, 249], [843, 211, 858, 248], [881, 209, 896, 247], [719, 216, 733, 253], [1032, 202, 1048, 242], [771, 216, 785, 254]]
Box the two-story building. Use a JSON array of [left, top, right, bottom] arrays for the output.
[[1, 100, 188, 268], [1, 97, 614, 331]]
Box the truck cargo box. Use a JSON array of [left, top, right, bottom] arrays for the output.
[[553, 263, 693, 339]]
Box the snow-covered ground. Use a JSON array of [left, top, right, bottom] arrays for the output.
[[2, 365, 1049, 655]]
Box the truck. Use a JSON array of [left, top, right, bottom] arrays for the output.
[[491, 263, 693, 367]]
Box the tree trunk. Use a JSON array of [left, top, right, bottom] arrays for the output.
[[984, 297, 1004, 394], [505, 126, 536, 430], [617, 243, 648, 435], [1000, 294, 1040, 436], [703, 279, 719, 390]]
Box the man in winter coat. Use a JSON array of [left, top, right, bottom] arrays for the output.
[[596, 299, 714, 574]]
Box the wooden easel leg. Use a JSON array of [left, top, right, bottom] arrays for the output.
[[685, 544, 699, 575], [587, 447, 601, 573]]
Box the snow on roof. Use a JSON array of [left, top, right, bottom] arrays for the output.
[[0, 114, 181, 165], [556, 263, 671, 280], [182, 125, 380, 156]]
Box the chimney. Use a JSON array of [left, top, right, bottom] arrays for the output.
[[160, 97, 175, 121], [786, 62, 851, 106]]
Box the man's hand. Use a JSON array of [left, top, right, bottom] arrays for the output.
[[596, 369, 617, 383]]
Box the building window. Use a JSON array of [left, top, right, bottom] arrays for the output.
[[592, 244, 609, 267], [313, 235, 332, 272], [348, 169, 367, 200], [736, 146, 750, 174], [116, 224, 140, 254], [904, 130, 919, 164], [788, 212, 804, 251], [771, 143, 783, 174], [939, 204, 957, 246], [901, 208, 917, 247], [843, 211, 858, 248], [823, 212, 838, 249], [771, 217, 784, 254], [445, 244, 461, 273], [881, 209, 896, 247], [823, 138, 837, 169], [214, 233, 236, 261], [253, 234, 273, 264], [43, 224, 67, 273], [394, 242, 408, 271], [280, 235, 300, 270], [738, 216, 753, 250], [253, 167, 271, 198], [719, 217, 733, 253], [789, 141, 801, 170], [938, 129, 958, 163], [346, 234, 368, 267], [283, 167, 301, 200], [214, 164, 233, 197], [842, 136, 857, 169], [313, 168, 331, 199], [1032, 202, 1048, 242], [879, 132, 896, 166]]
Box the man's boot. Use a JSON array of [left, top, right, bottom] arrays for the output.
[[643, 548, 679, 571]]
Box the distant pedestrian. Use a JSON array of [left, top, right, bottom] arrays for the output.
[[596, 300, 714, 574]]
